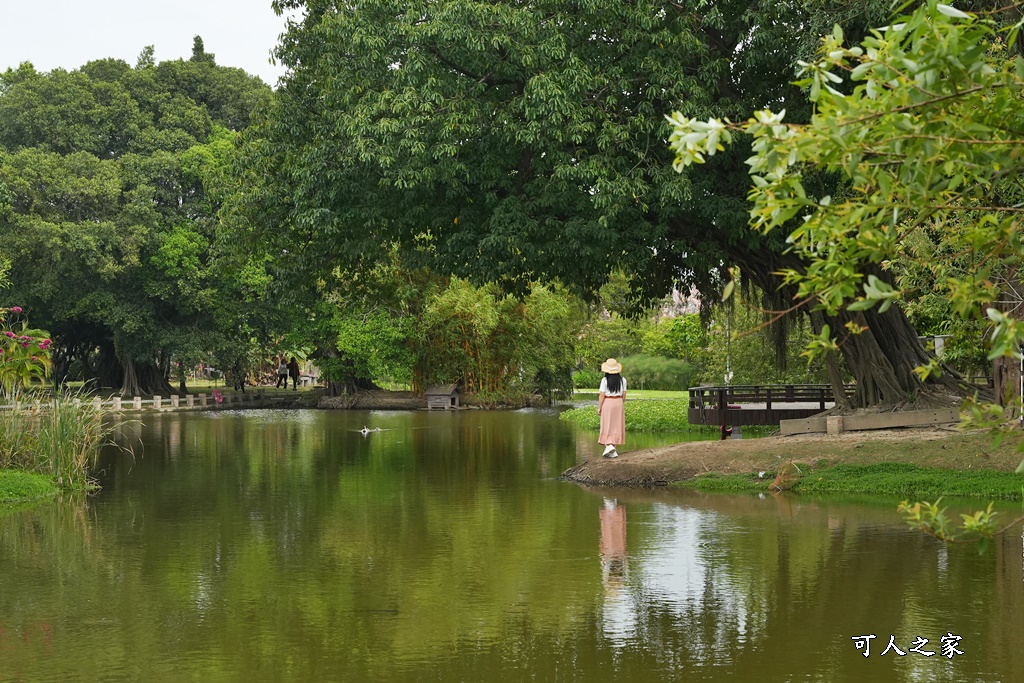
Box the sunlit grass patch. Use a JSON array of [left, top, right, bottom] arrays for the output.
[[679, 462, 1024, 500], [0, 469, 58, 504], [560, 398, 712, 432]]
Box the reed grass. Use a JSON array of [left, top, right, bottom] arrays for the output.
[[0, 389, 130, 491]]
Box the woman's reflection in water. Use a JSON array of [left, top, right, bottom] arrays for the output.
[[600, 497, 636, 643]]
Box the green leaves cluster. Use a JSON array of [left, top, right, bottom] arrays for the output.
[[0, 306, 51, 396], [669, 2, 1024, 347], [249, 0, 813, 308], [897, 498, 1024, 553], [0, 51, 274, 392]]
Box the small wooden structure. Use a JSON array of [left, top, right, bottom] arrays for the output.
[[688, 384, 846, 427], [426, 384, 460, 410]]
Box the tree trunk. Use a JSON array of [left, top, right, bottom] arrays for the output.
[[993, 357, 1021, 418], [734, 246, 969, 410], [992, 267, 1024, 418], [119, 355, 175, 396]]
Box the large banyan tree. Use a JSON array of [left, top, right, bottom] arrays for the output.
[[0, 40, 273, 394], [246, 0, 983, 408]]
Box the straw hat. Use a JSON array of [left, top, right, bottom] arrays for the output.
[[601, 358, 622, 374]]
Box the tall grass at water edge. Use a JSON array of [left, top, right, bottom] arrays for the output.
[[0, 393, 128, 490]]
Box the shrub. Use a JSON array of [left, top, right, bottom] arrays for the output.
[[617, 354, 697, 391], [571, 369, 604, 390]]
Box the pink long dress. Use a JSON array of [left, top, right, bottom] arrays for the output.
[[598, 377, 626, 446]]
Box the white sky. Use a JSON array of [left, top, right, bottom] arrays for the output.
[[0, 0, 296, 87]]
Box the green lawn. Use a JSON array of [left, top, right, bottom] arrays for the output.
[[573, 389, 689, 400]]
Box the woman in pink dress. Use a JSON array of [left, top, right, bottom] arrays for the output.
[[597, 358, 626, 458]]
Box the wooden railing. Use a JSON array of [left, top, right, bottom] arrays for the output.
[[688, 384, 851, 410], [687, 384, 856, 427], [0, 388, 304, 412]]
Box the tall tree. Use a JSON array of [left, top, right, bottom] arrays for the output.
[[0, 53, 273, 394], [248, 0, 961, 408], [668, 1, 1024, 410]]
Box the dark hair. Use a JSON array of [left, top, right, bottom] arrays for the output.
[[604, 373, 623, 394]]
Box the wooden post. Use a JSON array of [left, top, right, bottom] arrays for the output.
[[93, 397, 102, 411], [112, 397, 122, 411], [766, 387, 773, 411], [133, 396, 142, 410], [154, 395, 163, 410], [819, 387, 826, 410], [199, 393, 207, 407], [186, 395, 195, 408], [170, 395, 180, 408]]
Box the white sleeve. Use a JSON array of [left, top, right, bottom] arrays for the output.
[[599, 377, 608, 394], [622, 377, 626, 392]]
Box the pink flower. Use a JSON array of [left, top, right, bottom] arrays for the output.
[[3, 331, 13, 338], [21, 342, 28, 348], [18, 336, 29, 341], [10, 307, 22, 313], [31, 356, 36, 361]]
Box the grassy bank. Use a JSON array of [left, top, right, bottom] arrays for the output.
[[0, 469, 58, 505], [562, 395, 773, 435], [561, 397, 713, 432], [0, 392, 123, 494], [680, 462, 1024, 500], [562, 427, 1024, 493]]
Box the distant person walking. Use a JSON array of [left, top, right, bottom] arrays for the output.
[[276, 354, 288, 388], [288, 356, 301, 391], [598, 358, 626, 458]]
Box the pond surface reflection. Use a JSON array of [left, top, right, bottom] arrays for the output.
[[0, 409, 1020, 682]]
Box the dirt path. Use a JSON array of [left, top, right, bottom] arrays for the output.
[[561, 426, 1023, 487]]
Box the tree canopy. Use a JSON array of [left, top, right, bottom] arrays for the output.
[[0, 47, 274, 394], [250, 0, 813, 300], [247, 0, 993, 406], [668, 0, 1024, 411]]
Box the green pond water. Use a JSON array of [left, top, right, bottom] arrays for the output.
[[1, 408, 1021, 682]]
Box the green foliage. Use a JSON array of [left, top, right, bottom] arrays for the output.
[[246, 0, 813, 313], [0, 306, 51, 395], [616, 354, 697, 391], [898, 497, 1023, 554], [0, 53, 275, 393], [575, 315, 648, 370], [642, 314, 707, 364], [668, 3, 1024, 370], [333, 310, 416, 386], [559, 398, 712, 433], [697, 289, 832, 386], [417, 278, 581, 394], [571, 369, 603, 390]]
